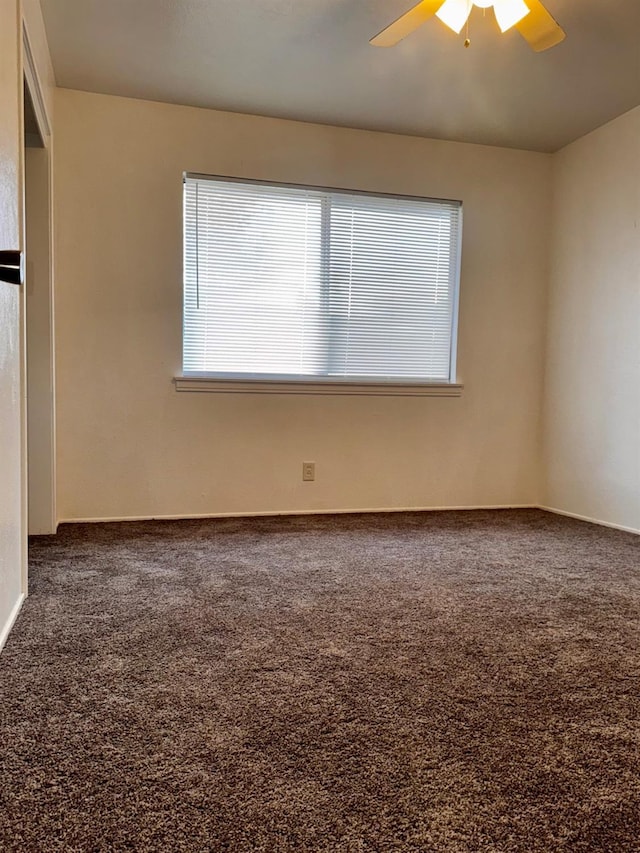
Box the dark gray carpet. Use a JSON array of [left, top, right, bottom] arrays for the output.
[[1, 509, 640, 851]]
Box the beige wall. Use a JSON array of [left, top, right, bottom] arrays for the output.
[[53, 88, 552, 521], [543, 107, 640, 533]]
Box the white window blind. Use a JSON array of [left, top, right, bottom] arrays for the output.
[[183, 175, 462, 383]]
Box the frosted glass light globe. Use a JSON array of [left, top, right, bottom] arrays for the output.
[[436, 0, 530, 35]]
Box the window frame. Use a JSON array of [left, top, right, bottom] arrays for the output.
[[177, 172, 464, 397]]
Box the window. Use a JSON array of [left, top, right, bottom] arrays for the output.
[[182, 174, 462, 389]]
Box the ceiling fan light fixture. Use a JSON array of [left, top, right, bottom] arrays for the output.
[[435, 0, 473, 34], [370, 0, 564, 52], [493, 0, 530, 32]]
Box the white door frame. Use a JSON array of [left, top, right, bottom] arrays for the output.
[[23, 26, 51, 140], [21, 18, 56, 579]]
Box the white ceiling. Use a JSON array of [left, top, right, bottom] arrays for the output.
[[40, 0, 640, 152]]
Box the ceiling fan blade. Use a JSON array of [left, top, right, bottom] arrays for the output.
[[515, 0, 566, 51], [370, 0, 444, 47]]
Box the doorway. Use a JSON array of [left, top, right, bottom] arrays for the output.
[[23, 70, 56, 536]]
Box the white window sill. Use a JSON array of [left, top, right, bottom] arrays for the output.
[[174, 376, 463, 397]]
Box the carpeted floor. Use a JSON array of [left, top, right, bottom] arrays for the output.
[[1, 509, 639, 852]]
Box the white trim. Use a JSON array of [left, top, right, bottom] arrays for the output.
[[54, 506, 640, 534], [58, 504, 536, 524], [175, 376, 464, 397], [22, 25, 50, 141], [18, 23, 28, 599], [0, 594, 25, 655], [539, 506, 640, 536]]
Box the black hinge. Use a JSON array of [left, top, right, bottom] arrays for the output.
[[0, 250, 23, 285]]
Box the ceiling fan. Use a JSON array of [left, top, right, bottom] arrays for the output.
[[371, 0, 566, 51]]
